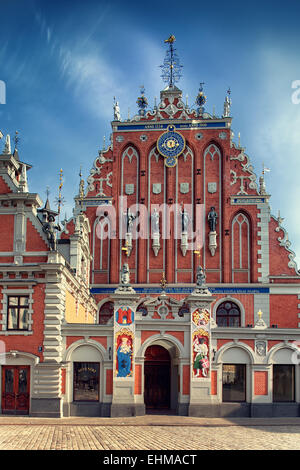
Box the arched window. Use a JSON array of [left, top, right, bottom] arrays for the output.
[[204, 143, 221, 161], [216, 301, 241, 327], [121, 145, 139, 199], [98, 301, 114, 325]]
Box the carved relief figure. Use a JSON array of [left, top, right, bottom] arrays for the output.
[[193, 334, 209, 378], [116, 333, 133, 377]]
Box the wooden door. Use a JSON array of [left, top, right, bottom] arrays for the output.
[[2, 366, 30, 414], [144, 345, 170, 409]]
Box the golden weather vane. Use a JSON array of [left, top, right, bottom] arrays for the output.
[[164, 35, 176, 43]]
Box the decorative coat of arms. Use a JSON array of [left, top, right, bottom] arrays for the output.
[[116, 307, 134, 325], [152, 183, 162, 194], [125, 184, 135, 195], [180, 182, 189, 194], [208, 182, 217, 194]]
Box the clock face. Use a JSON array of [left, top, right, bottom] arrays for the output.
[[157, 125, 185, 166]]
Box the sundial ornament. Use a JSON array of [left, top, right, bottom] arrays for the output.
[[157, 125, 186, 167]]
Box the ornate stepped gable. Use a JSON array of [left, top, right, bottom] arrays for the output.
[[61, 96, 300, 286], [86, 148, 113, 197]]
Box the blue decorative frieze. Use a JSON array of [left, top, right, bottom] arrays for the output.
[[91, 286, 270, 295], [115, 121, 227, 132]]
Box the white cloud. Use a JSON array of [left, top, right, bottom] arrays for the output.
[[57, 44, 125, 121], [246, 46, 300, 268]]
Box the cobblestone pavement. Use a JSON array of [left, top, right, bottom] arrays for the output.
[[0, 417, 299, 450]]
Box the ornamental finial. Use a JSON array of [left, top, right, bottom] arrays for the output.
[[160, 35, 183, 87], [196, 82, 206, 116], [223, 87, 232, 117], [259, 163, 270, 195], [136, 85, 148, 117], [79, 166, 85, 200]]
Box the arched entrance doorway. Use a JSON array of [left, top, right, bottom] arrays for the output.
[[144, 345, 171, 411]]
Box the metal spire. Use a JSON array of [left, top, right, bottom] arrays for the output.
[[160, 35, 183, 87], [54, 168, 65, 222], [14, 131, 20, 149], [79, 166, 85, 199]]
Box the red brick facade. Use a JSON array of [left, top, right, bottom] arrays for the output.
[[1, 50, 300, 418]]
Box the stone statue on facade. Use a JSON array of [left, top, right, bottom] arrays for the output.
[[113, 99, 121, 121], [193, 265, 210, 295], [121, 263, 130, 285], [180, 207, 190, 232], [151, 208, 160, 234], [124, 209, 136, 233], [223, 95, 231, 118], [196, 265, 206, 287], [42, 215, 61, 251], [151, 208, 161, 256], [115, 262, 135, 293], [208, 206, 218, 232]]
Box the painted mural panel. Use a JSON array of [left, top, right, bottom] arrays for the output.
[[192, 329, 209, 377], [191, 308, 210, 378], [115, 328, 134, 378]]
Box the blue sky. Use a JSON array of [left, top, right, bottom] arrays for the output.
[[1, 0, 300, 267]]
